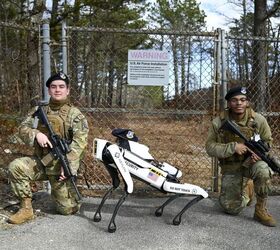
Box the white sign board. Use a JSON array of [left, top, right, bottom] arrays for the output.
[[127, 50, 169, 86]]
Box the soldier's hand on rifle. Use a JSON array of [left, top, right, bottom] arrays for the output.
[[242, 148, 261, 165], [36, 132, 53, 148], [58, 167, 67, 181], [249, 151, 261, 163], [235, 143, 248, 155]]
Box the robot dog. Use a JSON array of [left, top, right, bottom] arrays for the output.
[[92, 129, 208, 233]]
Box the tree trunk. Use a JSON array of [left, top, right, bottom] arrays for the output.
[[171, 36, 179, 101], [26, 0, 45, 113], [70, 0, 81, 96], [107, 46, 115, 107], [116, 71, 123, 107], [186, 37, 192, 92], [180, 38, 186, 94], [271, 26, 280, 77], [251, 0, 267, 111]]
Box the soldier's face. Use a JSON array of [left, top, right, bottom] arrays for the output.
[[48, 80, 69, 101], [228, 94, 248, 115]]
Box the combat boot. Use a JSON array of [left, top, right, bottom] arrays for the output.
[[254, 197, 276, 227], [8, 198, 34, 224], [245, 179, 254, 206]]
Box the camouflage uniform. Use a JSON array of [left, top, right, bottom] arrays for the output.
[[206, 108, 273, 215], [8, 99, 89, 215]]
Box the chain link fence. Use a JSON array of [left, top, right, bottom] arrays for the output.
[[1, 22, 280, 200], [0, 22, 41, 202], [66, 27, 217, 194]]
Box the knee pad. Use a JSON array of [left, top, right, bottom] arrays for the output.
[[8, 157, 37, 178], [255, 179, 271, 197], [8, 159, 20, 175], [253, 161, 271, 179]]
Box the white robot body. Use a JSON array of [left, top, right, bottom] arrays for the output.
[[92, 132, 208, 232], [128, 140, 154, 160], [93, 138, 208, 198]]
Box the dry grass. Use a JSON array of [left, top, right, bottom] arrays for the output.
[[1, 113, 280, 198], [81, 113, 214, 194]]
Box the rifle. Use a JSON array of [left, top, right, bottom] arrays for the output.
[[220, 119, 280, 174], [33, 102, 82, 200]]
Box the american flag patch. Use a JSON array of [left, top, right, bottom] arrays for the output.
[[147, 172, 158, 182]]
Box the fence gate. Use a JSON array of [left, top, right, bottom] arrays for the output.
[[66, 27, 218, 194]]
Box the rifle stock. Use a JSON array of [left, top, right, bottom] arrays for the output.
[[33, 104, 82, 200], [220, 120, 280, 174]]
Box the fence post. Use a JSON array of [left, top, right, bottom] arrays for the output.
[[215, 28, 221, 113], [221, 29, 227, 109], [211, 28, 222, 193], [41, 20, 51, 193], [42, 20, 51, 101], [212, 29, 228, 193], [62, 20, 68, 75]]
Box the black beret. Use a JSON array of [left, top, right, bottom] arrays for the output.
[[112, 128, 138, 142], [46, 72, 69, 87], [225, 86, 247, 100]]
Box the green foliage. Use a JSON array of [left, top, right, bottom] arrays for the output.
[[149, 0, 206, 31], [65, 0, 148, 28], [0, 0, 45, 24], [229, 12, 254, 36], [144, 86, 164, 107], [125, 85, 164, 108], [0, 1, 22, 21]]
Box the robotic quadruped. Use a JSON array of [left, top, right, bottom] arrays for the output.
[[92, 129, 208, 233]]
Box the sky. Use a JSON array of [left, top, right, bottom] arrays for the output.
[[199, 0, 280, 31], [198, 0, 243, 31]]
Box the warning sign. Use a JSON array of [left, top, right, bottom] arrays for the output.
[[127, 50, 169, 86]]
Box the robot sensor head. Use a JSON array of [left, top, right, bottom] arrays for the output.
[[112, 128, 139, 142]]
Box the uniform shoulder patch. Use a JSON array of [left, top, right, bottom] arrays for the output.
[[73, 114, 85, 122], [77, 114, 85, 120]]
